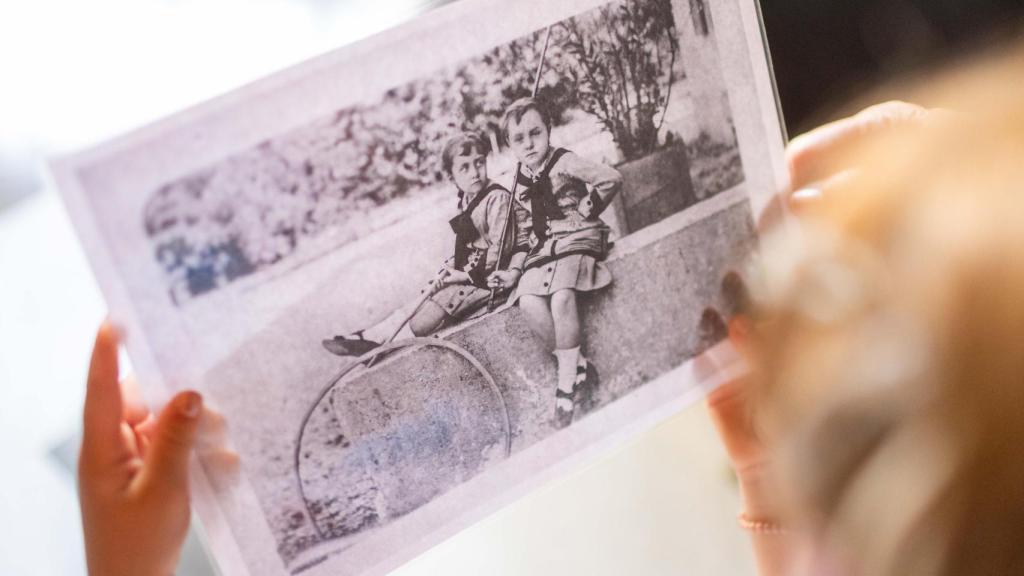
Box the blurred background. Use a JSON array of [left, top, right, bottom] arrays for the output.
[[1, 0, 1022, 574]]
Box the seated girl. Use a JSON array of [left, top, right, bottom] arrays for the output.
[[497, 97, 622, 428], [323, 131, 529, 356]]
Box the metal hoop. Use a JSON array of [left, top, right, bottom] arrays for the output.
[[294, 337, 513, 540]]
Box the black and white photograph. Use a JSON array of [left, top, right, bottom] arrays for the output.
[[52, 0, 786, 573]]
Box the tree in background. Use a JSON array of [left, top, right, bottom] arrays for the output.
[[558, 0, 680, 162]]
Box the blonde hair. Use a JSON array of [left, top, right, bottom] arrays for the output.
[[752, 45, 1024, 576]]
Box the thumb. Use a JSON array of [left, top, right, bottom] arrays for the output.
[[705, 376, 765, 473], [787, 168, 858, 214], [139, 391, 202, 494]]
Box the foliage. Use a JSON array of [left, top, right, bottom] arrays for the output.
[[557, 0, 679, 162], [143, 0, 682, 302]]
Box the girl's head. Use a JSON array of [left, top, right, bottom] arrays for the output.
[[502, 97, 552, 171], [442, 131, 491, 199], [750, 46, 1024, 576]]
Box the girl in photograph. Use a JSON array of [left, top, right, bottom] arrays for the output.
[[323, 131, 529, 356], [498, 97, 623, 428]]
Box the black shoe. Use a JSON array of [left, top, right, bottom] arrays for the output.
[[321, 335, 381, 357], [553, 387, 575, 430], [574, 358, 600, 417]]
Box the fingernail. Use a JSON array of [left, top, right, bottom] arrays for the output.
[[789, 187, 822, 208], [177, 391, 203, 419], [101, 317, 127, 339]]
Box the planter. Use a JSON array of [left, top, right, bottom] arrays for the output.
[[614, 144, 697, 234]]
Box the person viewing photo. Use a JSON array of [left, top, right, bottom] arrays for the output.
[[322, 131, 530, 356], [500, 97, 624, 428]]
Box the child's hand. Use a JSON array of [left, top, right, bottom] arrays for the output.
[[429, 272, 448, 292], [441, 265, 473, 286], [427, 262, 455, 292], [487, 269, 522, 291], [78, 322, 221, 575], [578, 195, 595, 219]]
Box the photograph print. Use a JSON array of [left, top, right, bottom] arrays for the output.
[[54, 0, 785, 574]]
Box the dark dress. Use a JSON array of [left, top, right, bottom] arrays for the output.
[[427, 182, 529, 318]]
